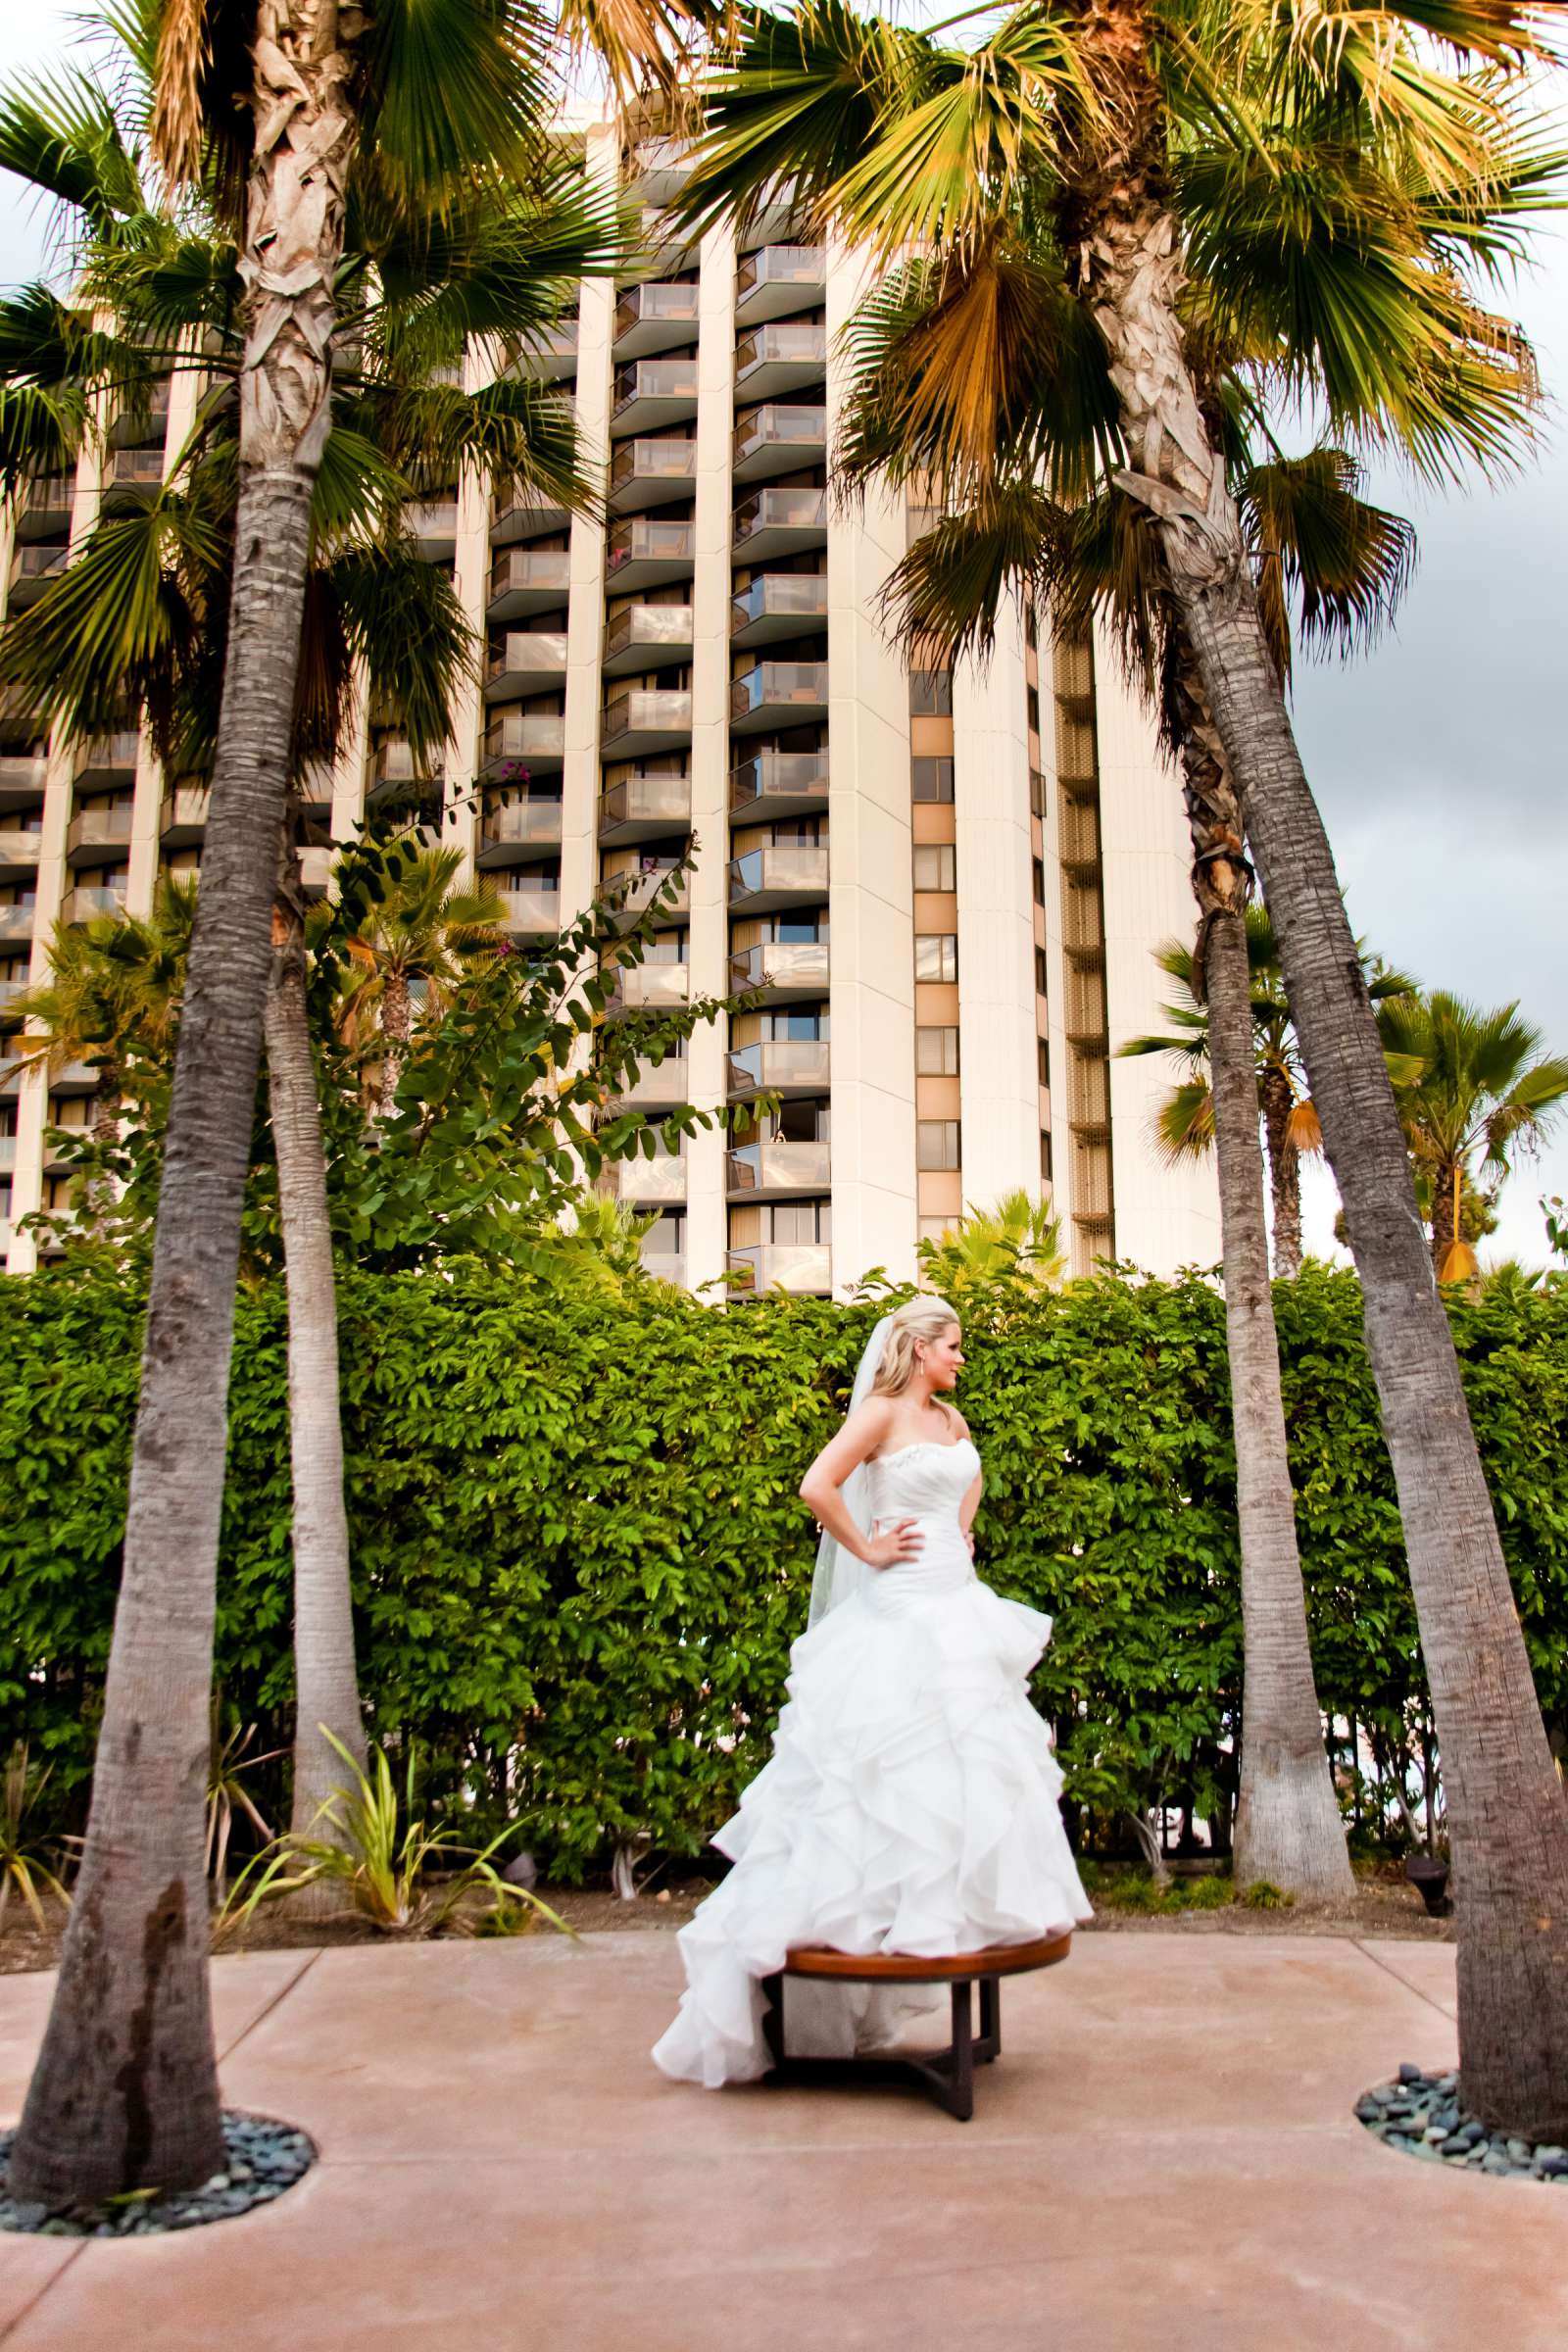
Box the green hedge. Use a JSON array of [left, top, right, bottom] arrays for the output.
[[3, 1263, 1566, 1875]]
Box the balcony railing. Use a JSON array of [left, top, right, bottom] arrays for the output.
[[67, 806, 135, 858], [598, 772, 692, 838], [726, 1140, 831, 1197], [404, 499, 459, 553], [732, 487, 827, 557], [487, 548, 571, 614], [63, 884, 129, 924], [477, 799, 564, 861], [496, 879, 563, 934], [6, 544, 69, 603], [160, 783, 211, 843], [727, 939, 830, 999], [612, 358, 699, 422], [613, 281, 702, 354], [0, 756, 47, 798], [728, 750, 830, 820], [610, 1149, 687, 1204], [371, 737, 441, 791], [0, 827, 42, 870], [79, 731, 141, 779], [730, 573, 828, 643], [732, 405, 827, 481], [490, 487, 570, 544], [606, 864, 690, 925], [726, 1037, 830, 1094], [23, 475, 74, 525], [506, 320, 578, 379], [481, 713, 566, 775], [601, 689, 692, 753], [727, 846, 831, 909], [604, 962, 691, 1015], [734, 245, 827, 318], [485, 632, 568, 695], [733, 323, 827, 393], [605, 517, 695, 588], [604, 604, 694, 670], [299, 845, 335, 895], [729, 661, 829, 728], [608, 438, 697, 510], [109, 448, 166, 488], [726, 1242, 831, 1295], [610, 1056, 689, 1108], [0, 905, 36, 944]]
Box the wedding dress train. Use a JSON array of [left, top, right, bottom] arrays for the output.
[[652, 1436, 1092, 2087]]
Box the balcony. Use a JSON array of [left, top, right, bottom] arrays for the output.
[[77, 732, 141, 786], [67, 805, 135, 862], [641, 1250, 686, 1287], [608, 438, 697, 514], [611, 358, 699, 436], [606, 517, 694, 593], [506, 319, 578, 382], [0, 1133, 15, 1173], [110, 385, 171, 447], [491, 487, 571, 546], [0, 904, 36, 946], [613, 1150, 687, 1204], [729, 660, 828, 735], [727, 939, 830, 1002], [610, 1055, 689, 1109], [606, 863, 690, 928], [403, 499, 459, 560], [732, 404, 827, 484], [487, 547, 571, 619], [602, 688, 692, 758], [6, 543, 69, 607], [734, 323, 827, 399], [476, 796, 564, 866], [604, 603, 694, 677], [732, 487, 827, 563], [369, 736, 442, 798], [496, 878, 563, 937], [726, 1140, 831, 1200], [598, 771, 692, 843], [726, 1037, 831, 1096], [628, 138, 692, 206], [726, 1242, 832, 1296], [730, 572, 828, 648], [728, 749, 830, 823], [481, 712, 566, 778], [604, 961, 691, 1015], [613, 281, 701, 357], [727, 845, 830, 913], [18, 476, 73, 539], [299, 844, 335, 895], [0, 973, 30, 1010], [109, 448, 166, 490], [485, 630, 568, 699], [0, 827, 42, 880], [63, 883, 128, 924], [160, 783, 210, 846], [630, 205, 694, 277], [735, 245, 827, 326], [0, 755, 47, 806]]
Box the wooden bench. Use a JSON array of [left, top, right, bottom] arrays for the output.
[[760, 1932, 1072, 2122]]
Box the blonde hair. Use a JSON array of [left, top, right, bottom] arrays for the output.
[[869, 1295, 960, 1413]]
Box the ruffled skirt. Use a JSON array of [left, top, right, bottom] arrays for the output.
[[651, 1558, 1092, 2088]]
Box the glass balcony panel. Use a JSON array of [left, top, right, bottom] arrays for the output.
[[611, 1057, 690, 1108], [478, 798, 565, 859], [605, 962, 691, 1014], [731, 404, 828, 482], [731, 488, 827, 559], [63, 883, 129, 923], [733, 323, 828, 396], [0, 827, 42, 872], [67, 806, 135, 858], [613, 282, 702, 355], [109, 448, 165, 487], [612, 1149, 688, 1204], [608, 439, 698, 512], [727, 940, 830, 999], [604, 605, 694, 667], [0, 905, 37, 944], [605, 517, 695, 590], [159, 784, 211, 845], [726, 1242, 831, 1295], [727, 846, 831, 909], [79, 731, 141, 780], [729, 662, 829, 727], [726, 1037, 831, 1093], [485, 632, 569, 696], [598, 772, 693, 838], [496, 879, 563, 935], [729, 574, 828, 643], [490, 488, 571, 545], [601, 689, 693, 752], [726, 1139, 831, 1196], [487, 549, 571, 615], [481, 714, 567, 775], [612, 358, 699, 408]]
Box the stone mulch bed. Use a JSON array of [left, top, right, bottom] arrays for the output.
[[0, 2111, 315, 2237], [1356, 2065, 1568, 2182]]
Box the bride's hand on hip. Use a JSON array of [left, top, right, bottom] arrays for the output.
[[864, 1518, 923, 1570]]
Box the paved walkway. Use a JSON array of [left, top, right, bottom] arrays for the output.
[[1, 1933, 1565, 2350]]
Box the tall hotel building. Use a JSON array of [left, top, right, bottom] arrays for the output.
[[0, 127, 1217, 1289]]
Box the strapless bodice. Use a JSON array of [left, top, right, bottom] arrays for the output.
[[863, 1436, 980, 1603]]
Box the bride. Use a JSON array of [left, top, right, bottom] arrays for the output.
[[652, 1293, 1092, 2089]]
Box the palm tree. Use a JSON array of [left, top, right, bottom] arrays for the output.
[[340, 847, 508, 1114], [917, 1187, 1066, 1292], [13, 878, 195, 1233], [1124, 917, 1415, 1278], [0, 0, 696, 2209], [678, 1, 1568, 2128], [1378, 991, 1568, 1284]]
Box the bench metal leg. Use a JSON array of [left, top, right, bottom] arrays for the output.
[[761, 1973, 1003, 2122]]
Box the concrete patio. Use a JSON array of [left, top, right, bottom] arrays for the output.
[[1, 1932, 1565, 2350]]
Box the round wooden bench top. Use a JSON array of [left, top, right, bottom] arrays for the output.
[[781, 1931, 1072, 1983]]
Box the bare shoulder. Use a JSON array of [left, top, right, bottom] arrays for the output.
[[949, 1407, 972, 1441], [847, 1394, 898, 1450]]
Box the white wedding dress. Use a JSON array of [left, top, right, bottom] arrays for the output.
[[652, 1436, 1093, 2087]]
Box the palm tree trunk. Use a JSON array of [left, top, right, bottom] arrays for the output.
[[1067, 0, 1568, 2136], [1430, 1155, 1461, 1280], [378, 969, 411, 1115], [1173, 646, 1350, 1899], [84, 1068, 122, 1242], [7, 9, 360, 2208], [1261, 1064, 1303, 1279], [264, 869, 368, 1853]]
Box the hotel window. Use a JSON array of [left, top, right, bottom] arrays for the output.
[[917, 1120, 960, 1171], [1034, 947, 1049, 996], [916, 1025, 960, 1076], [1027, 684, 1041, 736], [912, 844, 956, 892], [771, 1200, 831, 1245], [1038, 1038, 1052, 1086], [914, 933, 957, 983], [1040, 1131, 1054, 1182], [911, 757, 955, 803], [1032, 858, 1047, 906], [907, 669, 954, 716]]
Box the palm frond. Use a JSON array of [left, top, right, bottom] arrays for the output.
[[330, 544, 476, 765], [0, 63, 146, 237], [1242, 447, 1418, 677], [359, 0, 550, 215]]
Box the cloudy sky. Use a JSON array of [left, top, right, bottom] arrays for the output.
[[3, 6, 1565, 1261]]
